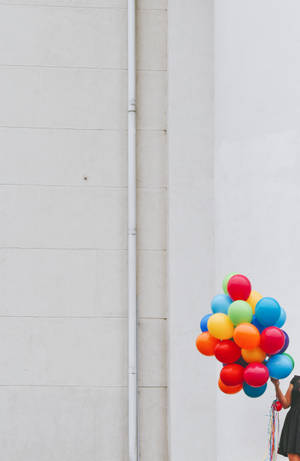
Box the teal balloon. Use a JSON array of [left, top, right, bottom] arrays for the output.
[[275, 308, 286, 328], [255, 297, 281, 327], [228, 300, 253, 325], [243, 382, 267, 398], [266, 353, 294, 379], [283, 353, 295, 369], [211, 294, 232, 314]]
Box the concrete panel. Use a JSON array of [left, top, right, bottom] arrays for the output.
[[138, 318, 167, 387], [0, 248, 166, 318], [0, 68, 165, 130], [0, 128, 166, 188], [0, 386, 97, 461], [138, 0, 167, 9], [95, 387, 128, 461], [0, 7, 166, 70], [0, 0, 167, 9], [0, 386, 130, 461], [0, 317, 127, 386], [137, 130, 167, 188], [0, 67, 126, 129], [0, 6, 127, 69], [137, 250, 167, 318], [0, 0, 126, 6], [0, 249, 126, 317], [0, 186, 165, 250], [137, 189, 167, 250], [137, 10, 167, 71], [0, 128, 126, 186], [0, 186, 127, 249], [97, 387, 168, 461], [0, 386, 167, 461], [0, 318, 166, 386], [137, 71, 167, 130], [139, 387, 168, 461]]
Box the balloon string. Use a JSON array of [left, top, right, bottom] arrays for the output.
[[263, 402, 280, 461]]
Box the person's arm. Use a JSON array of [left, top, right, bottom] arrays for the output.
[[271, 378, 293, 409]]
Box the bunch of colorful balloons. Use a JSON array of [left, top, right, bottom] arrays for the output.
[[196, 273, 294, 398]]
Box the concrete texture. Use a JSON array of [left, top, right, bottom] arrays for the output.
[[0, 1, 167, 460], [168, 1, 215, 461], [215, 2, 300, 460], [169, 1, 300, 461]]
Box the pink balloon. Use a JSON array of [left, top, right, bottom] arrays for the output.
[[244, 362, 269, 387], [260, 327, 285, 355]]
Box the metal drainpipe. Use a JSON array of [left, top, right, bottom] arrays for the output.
[[128, 0, 138, 460]]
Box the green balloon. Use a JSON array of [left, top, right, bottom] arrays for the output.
[[228, 300, 253, 326], [222, 272, 238, 295], [283, 353, 295, 369]]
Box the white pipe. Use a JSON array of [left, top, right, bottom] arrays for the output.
[[128, 1, 138, 461]]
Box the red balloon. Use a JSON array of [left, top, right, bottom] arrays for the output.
[[215, 340, 241, 364], [260, 327, 285, 355], [227, 274, 252, 301], [218, 378, 243, 394], [220, 364, 244, 386], [274, 400, 282, 411], [244, 362, 269, 387]]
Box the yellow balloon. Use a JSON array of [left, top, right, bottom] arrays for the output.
[[242, 347, 266, 363], [246, 290, 263, 313], [207, 313, 234, 340]]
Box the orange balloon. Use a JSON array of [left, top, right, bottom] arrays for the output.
[[233, 323, 260, 350], [246, 290, 263, 313], [195, 332, 219, 356], [242, 346, 266, 363], [218, 378, 242, 394]]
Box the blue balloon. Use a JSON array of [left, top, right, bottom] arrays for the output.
[[200, 313, 212, 332], [243, 382, 267, 398], [255, 297, 281, 327], [278, 331, 289, 354], [266, 353, 294, 379], [275, 308, 287, 328], [211, 294, 232, 314], [251, 315, 265, 333]]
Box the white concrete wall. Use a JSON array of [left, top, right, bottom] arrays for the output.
[[4, 1, 298, 459], [215, 1, 300, 461], [0, 2, 167, 460], [168, 1, 215, 460], [169, 1, 300, 461]]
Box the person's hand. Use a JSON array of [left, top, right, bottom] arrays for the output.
[[271, 377, 279, 386]]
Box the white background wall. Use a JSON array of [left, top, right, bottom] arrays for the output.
[[0, 2, 168, 460], [215, 1, 300, 460], [168, 1, 215, 460], [169, 1, 300, 461], [2, 1, 298, 459]]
